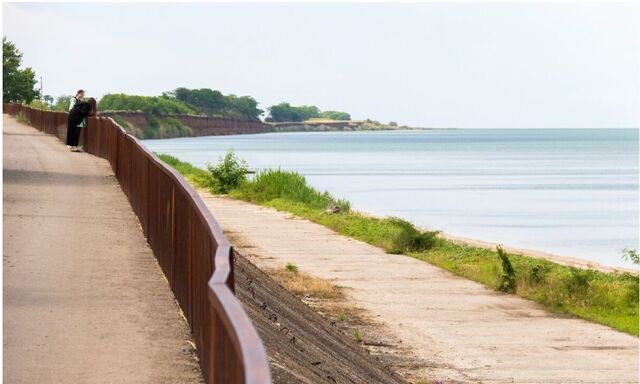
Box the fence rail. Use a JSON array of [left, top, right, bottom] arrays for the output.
[[3, 104, 271, 384]]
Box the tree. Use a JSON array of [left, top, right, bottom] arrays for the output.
[[166, 88, 264, 120], [224, 94, 263, 120], [97, 93, 195, 115], [320, 110, 351, 121], [266, 102, 321, 122], [43, 94, 54, 108], [53, 95, 72, 111], [3, 37, 38, 103], [169, 87, 226, 116]]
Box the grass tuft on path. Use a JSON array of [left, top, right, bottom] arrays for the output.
[[158, 153, 639, 336]]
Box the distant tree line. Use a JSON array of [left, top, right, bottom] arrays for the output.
[[166, 88, 263, 120], [98, 90, 351, 123], [4, 37, 360, 124], [98, 93, 196, 115], [98, 88, 263, 121], [266, 102, 351, 122]]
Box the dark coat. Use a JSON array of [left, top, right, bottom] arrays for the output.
[[68, 101, 92, 126]]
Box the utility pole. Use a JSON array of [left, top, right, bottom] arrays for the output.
[[40, 76, 43, 132]]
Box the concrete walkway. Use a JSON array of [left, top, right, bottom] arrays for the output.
[[3, 115, 203, 383], [199, 193, 639, 384]]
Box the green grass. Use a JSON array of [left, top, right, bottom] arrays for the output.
[[145, 115, 192, 139], [156, 154, 215, 190], [232, 169, 350, 211], [410, 241, 639, 335], [159, 154, 640, 336], [352, 328, 363, 344]]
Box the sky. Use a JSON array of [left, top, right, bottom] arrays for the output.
[[3, 2, 639, 128]]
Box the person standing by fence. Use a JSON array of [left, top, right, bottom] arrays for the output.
[[66, 91, 96, 152]]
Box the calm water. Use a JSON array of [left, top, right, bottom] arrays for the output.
[[144, 129, 639, 268]]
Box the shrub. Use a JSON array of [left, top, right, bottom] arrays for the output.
[[566, 268, 595, 294], [528, 263, 548, 284], [352, 328, 363, 343], [161, 117, 192, 138], [29, 99, 51, 110], [386, 217, 438, 254], [623, 273, 639, 306], [111, 115, 134, 134], [497, 246, 516, 292], [234, 169, 350, 211], [207, 150, 248, 194], [157, 154, 215, 191], [285, 262, 299, 274]]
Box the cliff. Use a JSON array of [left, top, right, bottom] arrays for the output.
[[100, 111, 273, 139]]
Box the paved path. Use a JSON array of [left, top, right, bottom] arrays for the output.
[[200, 193, 639, 384], [3, 115, 203, 383]]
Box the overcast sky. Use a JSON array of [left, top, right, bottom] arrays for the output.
[[3, 2, 639, 128]]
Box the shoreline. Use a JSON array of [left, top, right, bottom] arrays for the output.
[[352, 209, 637, 275], [440, 232, 637, 274], [157, 153, 639, 335], [197, 192, 640, 382]]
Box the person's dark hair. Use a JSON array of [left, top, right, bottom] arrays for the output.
[[87, 97, 97, 116], [77, 89, 85, 95]]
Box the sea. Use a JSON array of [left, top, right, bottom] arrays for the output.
[[143, 128, 639, 269]]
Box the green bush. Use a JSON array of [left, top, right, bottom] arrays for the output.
[[285, 262, 299, 274], [157, 154, 215, 190], [207, 150, 248, 194], [233, 169, 350, 211], [497, 246, 516, 292], [386, 217, 438, 254], [52, 95, 72, 111], [111, 115, 131, 132], [528, 263, 548, 284], [28, 99, 51, 110], [566, 268, 595, 294]]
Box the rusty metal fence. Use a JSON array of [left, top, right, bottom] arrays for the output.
[[3, 104, 271, 384]]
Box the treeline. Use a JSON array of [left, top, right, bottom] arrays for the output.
[[97, 89, 352, 123], [266, 102, 351, 122], [168, 88, 262, 120], [98, 93, 195, 115], [99, 89, 262, 120], [5, 37, 364, 124]]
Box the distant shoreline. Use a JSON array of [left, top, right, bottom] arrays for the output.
[[440, 232, 637, 274]]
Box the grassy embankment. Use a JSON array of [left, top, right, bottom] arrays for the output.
[[159, 154, 639, 336]]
